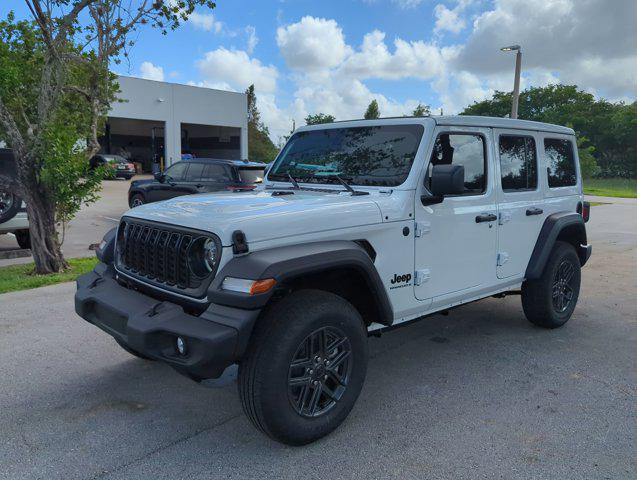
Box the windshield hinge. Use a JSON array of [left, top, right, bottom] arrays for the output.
[[414, 269, 431, 286], [415, 221, 431, 237]]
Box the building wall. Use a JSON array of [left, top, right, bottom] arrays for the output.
[[109, 76, 248, 165]]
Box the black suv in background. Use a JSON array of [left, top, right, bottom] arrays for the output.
[[127, 158, 267, 208]]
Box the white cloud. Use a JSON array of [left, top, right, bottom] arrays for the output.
[[276, 16, 352, 70], [196, 48, 278, 94], [139, 61, 164, 81], [246, 26, 258, 54], [188, 12, 223, 33], [434, 4, 465, 34], [454, 0, 637, 98]]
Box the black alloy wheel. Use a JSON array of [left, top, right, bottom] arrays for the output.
[[287, 326, 352, 418], [552, 260, 576, 313]]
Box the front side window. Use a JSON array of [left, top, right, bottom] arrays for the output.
[[165, 162, 188, 181], [499, 135, 538, 191], [185, 162, 205, 181], [545, 138, 577, 187], [427, 133, 486, 195], [270, 125, 424, 187]]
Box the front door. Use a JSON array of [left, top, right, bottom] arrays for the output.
[[414, 127, 497, 305], [148, 162, 190, 202], [493, 129, 545, 279]]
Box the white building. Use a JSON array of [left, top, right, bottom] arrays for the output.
[[102, 76, 248, 171]]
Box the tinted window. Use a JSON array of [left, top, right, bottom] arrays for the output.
[[201, 164, 231, 182], [499, 135, 538, 191], [270, 125, 424, 187], [545, 138, 577, 187], [427, 133, 486, 194], [165, 162, 188, 181], [185, 162, 205, 181], [238, 168, 265, 184]]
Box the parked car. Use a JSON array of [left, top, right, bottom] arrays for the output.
[[0, 149, 30, 249], [127, 158, 266, 208], [76, 116, 591, 445], [89, 154, 136, 180]]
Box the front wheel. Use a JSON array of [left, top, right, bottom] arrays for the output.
[[129, 194, 145, 208], [238, 290, 368, 445], [522, 241, 581, 328]]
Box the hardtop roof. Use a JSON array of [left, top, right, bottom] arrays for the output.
[[296, 115, 574, 135]]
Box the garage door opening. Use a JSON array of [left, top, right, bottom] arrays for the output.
[[100, 117, 165, 173], [181, 123, 240, 160]]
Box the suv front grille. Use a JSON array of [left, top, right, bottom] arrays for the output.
[[116, 219, 211, 293]]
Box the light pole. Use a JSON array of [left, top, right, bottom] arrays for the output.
[[500, 45, 522, 119]]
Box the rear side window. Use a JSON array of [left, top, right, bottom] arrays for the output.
[[428, 133, 486, 195], [201, 164, 231, 182], [499, 135, 538, 191], [545, 138, 577, 187]]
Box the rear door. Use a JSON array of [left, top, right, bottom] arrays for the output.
[[494, 129, 545, 279], [414, 126, 498, 304]]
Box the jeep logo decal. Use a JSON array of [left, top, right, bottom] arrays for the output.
[[390, 273, 412, 285]]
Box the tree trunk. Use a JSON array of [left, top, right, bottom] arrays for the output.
[[25, 190, 67, 274]]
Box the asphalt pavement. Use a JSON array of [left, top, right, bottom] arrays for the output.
[[0, 198, 635, 479]]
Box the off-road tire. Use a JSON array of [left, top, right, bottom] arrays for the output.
[[115, 339, 154, 360], [15, 229, 31, 250], [238, 289, 368, 445], [0, 192, 20, 224], [129, 194, 145, 208], [522, 241, 581, 329]]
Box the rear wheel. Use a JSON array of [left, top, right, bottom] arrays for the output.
[[238, 289, 368, 445], [129, 194, 145, 208], [15, 229, 31, 250], [0, 192, 20, 223], [522, 241, 581, 328]]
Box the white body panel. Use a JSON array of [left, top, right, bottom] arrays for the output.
[[123, 116, 584, 327]]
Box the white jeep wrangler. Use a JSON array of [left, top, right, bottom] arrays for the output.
[[76, 116, 591, 445]]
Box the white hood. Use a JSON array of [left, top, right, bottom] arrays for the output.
[[124, 190, 386, 245]]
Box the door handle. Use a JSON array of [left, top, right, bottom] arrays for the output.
[[526, 207, 544, 216], [475, 213, 497, 223]]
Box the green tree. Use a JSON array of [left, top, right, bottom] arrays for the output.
[[305, 113, 335, 125], [461, 84, 637, 178], [0, 1, 215, 274], [412, 103, 430, 117], [364, 99, 380, 119], [246, 84, 278, 163]]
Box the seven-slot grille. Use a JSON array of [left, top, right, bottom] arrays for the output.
[[116, 220, 202, 290]]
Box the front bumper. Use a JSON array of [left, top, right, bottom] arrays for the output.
[[75, 263, 260, 380]]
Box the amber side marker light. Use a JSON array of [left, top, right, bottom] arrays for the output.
[[221, 277, 277, 295]]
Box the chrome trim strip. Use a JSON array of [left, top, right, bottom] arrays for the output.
[[114, 267, 209, 304]]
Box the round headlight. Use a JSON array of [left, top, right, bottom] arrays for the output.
[[188, 236, 219, 278]]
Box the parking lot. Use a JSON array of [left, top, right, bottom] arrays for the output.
[[0, 178, 136, 266], [0, 195, 635, 479]]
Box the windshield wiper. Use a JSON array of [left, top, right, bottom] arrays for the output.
[[287, 172, 300, 189], [325, 174, 369, 196]]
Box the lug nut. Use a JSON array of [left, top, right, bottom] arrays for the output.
[[309, 369, 314, 375]]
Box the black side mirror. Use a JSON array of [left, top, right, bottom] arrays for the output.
[[154, 172, 164, 183], [421, 164, 465, 205]]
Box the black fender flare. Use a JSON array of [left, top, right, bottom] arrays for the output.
[[207, 240, 394, 325], [525, 211, 590, 280]]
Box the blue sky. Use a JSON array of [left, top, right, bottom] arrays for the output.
[[3, 1, 636, 141]]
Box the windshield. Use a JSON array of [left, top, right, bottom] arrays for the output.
[[269, 124, 424, 187], [238, 167, 265, 184]]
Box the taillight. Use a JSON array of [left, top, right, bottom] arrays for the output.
[[577, 201, 590, 223], [126, 163, 135, 170]]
